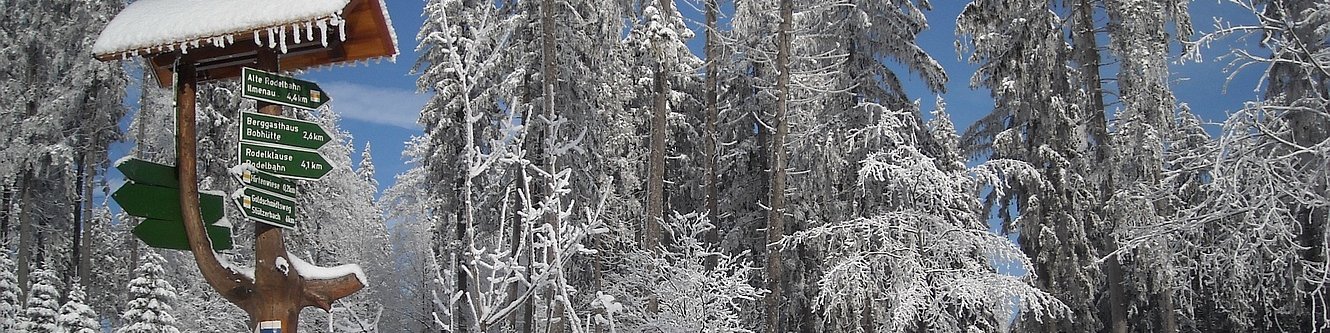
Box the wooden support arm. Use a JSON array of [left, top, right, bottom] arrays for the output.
[[174, 57, 257, 308], [303, 273, 365, 311]]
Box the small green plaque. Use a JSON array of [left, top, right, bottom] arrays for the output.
[[233, 187, 297, 229]]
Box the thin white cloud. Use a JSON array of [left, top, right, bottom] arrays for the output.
[[319, 81, 426, 129]]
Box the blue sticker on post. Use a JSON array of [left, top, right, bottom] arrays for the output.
[[258, 321, 281, 333]]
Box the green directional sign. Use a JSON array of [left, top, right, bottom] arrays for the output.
[[134, 219, 233, 251], [233, 187, 297, 229], [238, 142, 332, 180], [116, 158, 178, 188], [229, 164, 297, 199], [240, 111, 331, 150], [241, 67, 330, 110], [112, 157, 232, 251], [113, 183, 224, 223]]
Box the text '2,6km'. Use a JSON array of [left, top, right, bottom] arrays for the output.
[[241, 111, 331, 150]]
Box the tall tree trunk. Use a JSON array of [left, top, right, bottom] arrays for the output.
[[17, 168, 34, 298], [454, 131, 474, 333], [539, 0, 563, 330], [454, 33, 482, 329], [644, 0, 674, 256], [1, 175, 14, 243], [702, 0, 721, 270], [79, 156, 94, 290], [1072, 1, 1128, 332], [508, 178, 527, 331], [765, 0, 792, 332], [68, 148, 86, 293], [643, 0, 678, 317]]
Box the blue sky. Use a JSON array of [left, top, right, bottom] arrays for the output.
[[216, 1, 1263, 195]]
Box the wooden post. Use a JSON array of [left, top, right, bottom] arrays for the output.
[[250, 48, 303, 333], [175, 56, 257, 307]]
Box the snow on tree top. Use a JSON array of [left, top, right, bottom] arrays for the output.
[[92, 0, 351, 58]]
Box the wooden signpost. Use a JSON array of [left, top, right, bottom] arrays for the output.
[[93, 0, 397, 331]]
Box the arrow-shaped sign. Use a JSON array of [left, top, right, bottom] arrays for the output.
[[113, 183, 225, 223], [112, 157, 232, 251], [240, 111, 331, 150], [116, 157, 178, 188], [134, 219, 234, 251], [238, 142, 333, 180], [232, 187, 298, 229], [229, 163, 298, 199], [241, 67, 330, 110]]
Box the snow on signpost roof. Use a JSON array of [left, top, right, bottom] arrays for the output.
[[92, 0, 352, 58], [93, 0, 398, 87]]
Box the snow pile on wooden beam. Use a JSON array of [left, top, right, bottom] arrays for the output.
[[288, 252, 368, 286], [92, 0, 350, 58]]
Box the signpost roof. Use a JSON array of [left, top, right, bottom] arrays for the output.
[[93, 0, 397, 87], [92, 0, 350, 56]]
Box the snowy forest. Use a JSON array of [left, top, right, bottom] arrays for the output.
[[1, 0, 1329, 332]]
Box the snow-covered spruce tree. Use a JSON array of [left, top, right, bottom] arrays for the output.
[[117, 252, 179, 333], [416, 0, 636, 331], [20, 268, 61, 333], [1096, 0, 1194, 331], [0, 252, 18, 331], [623, 0, 703, 252], [713, 0, 776, 274], [84, 209, 132, 328], [1122, 106, 1221, 332], [357, 142, 377, 187], [57, 283, 99, 333], [731, 0, 950, 329], [956, 1, 1103, 331], [529, 3, 639, 326], [782, 102, 1065, 332]]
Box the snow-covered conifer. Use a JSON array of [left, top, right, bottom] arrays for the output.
[[0, 253, 18, 332], [116, 252, 179, 333], [357, 142, 377, 188], [20, 268, 61, 333], [956, 1, 1103, 331], [786, 104, 1064, 332], [56, 283, 99, 333]]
